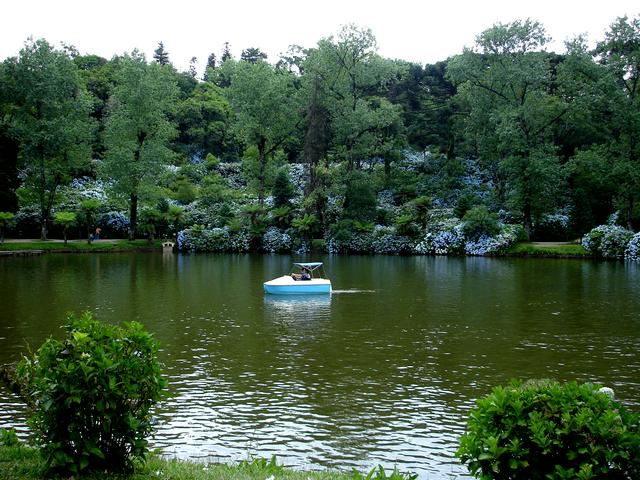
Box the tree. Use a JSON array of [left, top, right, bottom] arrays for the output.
[[188, 56, 198, 78], [447, 19, 567, 237], [102, 52, 178, 239], [272, 168, 295, 207], [221, 42, 232, 62], [595, 15, 640, 230], [304, 25, 404, 172], [54, 211, 76, 244], [203, 52, 217, 81], [153, 41, 170, 65], [0, 212, 14, 243], [79, 198, 100, 244], [4, 38, 94, 240], [222, 59, 301, 204], [240, 47, 268, 64], [173, 82, 231, 158]]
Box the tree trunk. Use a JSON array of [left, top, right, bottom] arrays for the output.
[[63, 230, 68, 245], [40, 222, 47, 241], [523, 203, 533, 240], [257, 138, 267, 205], [128, 194, 138, 240]]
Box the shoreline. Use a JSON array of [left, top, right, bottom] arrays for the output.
[[0, 239, 595, 259]]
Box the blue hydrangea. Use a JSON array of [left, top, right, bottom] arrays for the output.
[[582, 225, 634, 259], [261, 227, 292, 253], [624, 232, 640, 262]]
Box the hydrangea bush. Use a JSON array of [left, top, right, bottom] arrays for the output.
[[177, 226, 250, 252], [464, 225, 520, 255], [625, 232, 640, 262], [96, 211, 129, 237], [415, 225, 465, 255], [582, 225, 634, 259], [261, 227, 292, 253]]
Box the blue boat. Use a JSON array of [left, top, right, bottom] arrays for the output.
[[263, 262, 332, 294]]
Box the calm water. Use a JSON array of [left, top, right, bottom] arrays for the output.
[[1, 253, 639, 478]]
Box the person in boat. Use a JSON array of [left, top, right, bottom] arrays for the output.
[[291, 266, 311, 281], [301, 267, 311, 280]]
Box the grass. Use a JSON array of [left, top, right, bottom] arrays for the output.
[[0, 239, 164, 252], [0, 444, 422, 480], [506, 242, 591, 257]]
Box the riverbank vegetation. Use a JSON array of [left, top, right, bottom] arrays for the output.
[[0, 239, 163, 252], [1, 16, 639, 258]]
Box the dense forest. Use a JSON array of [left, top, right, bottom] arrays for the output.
[[0, 16, 639, 256]]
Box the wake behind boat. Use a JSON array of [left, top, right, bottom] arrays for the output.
[[263, 262, 332, 294]]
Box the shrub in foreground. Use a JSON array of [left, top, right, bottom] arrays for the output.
[[457, 379, 640, 479], [16, 312, 165, 475]]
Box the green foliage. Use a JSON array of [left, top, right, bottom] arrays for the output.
[[79, 199, 100, 244], [350, 465, 417, 480], [292, 213, 318, 240], [272, 168, 295, 207], [0, 428, 19, 447], [102, 51, 178, 239], [237, 455, 283, 475], [0, 211, 15, 243], [53, 211, 77, 244], [343, 171, 377, 222], [271, 205, 293, 229], [457, 379, 640, 479], [394, 214, 420, 237], [462, 206, 500, 240], [5, 38, 94, 240], [16, 312, 165, 475]]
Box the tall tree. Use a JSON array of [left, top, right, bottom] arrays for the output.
[[0, 61, 19, 212], [203, 52, 217, 81], [174, 82, 231, 158], [153, 41, 170, 65], [221, 42, 232, 62], [222, 59, 301, 204], [447, 19, 568, 237], [4, 38, 94, 239], [595, 15, 640, 229], [240, 47, 268, 64], [304, 25, 403, 171], [102, 52, 178, 239], [188, 56, 198, 78]]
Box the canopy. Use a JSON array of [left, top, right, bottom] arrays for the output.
[[293, 262, 323, 269]]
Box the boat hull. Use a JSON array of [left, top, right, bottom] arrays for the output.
[[263, 275, 332, 294]]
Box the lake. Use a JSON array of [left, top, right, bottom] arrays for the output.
[[1, 253, 639, 479]]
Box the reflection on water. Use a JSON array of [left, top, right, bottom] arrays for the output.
[[0, 254, 639, 479]]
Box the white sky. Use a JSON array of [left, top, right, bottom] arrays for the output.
[[2, 0, 638, 75]]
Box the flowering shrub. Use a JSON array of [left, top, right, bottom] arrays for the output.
[[625, 232, 640, 261], [534, 212, 570, 240], [415, 225, 465, 255], [464, 225, 520, 255], [582, 225, 634, 259], [261, 227, 292, 253], [177, 226, 250, 252], [96, 211, 129, 237]]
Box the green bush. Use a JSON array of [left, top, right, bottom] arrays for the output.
[[0, 428, 19, 447], [16, 312, 165, 475], [457, 379, 640, 479], [462, 206, 500, 240]]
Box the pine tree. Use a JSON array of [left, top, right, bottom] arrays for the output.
[[153, 41, 170, 65], [221, 42, 232, 62]]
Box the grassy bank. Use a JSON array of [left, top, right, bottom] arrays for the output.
[[0, 239, 163, 253], [505, 242, 591, 258], [0, 445, 366, 480]]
